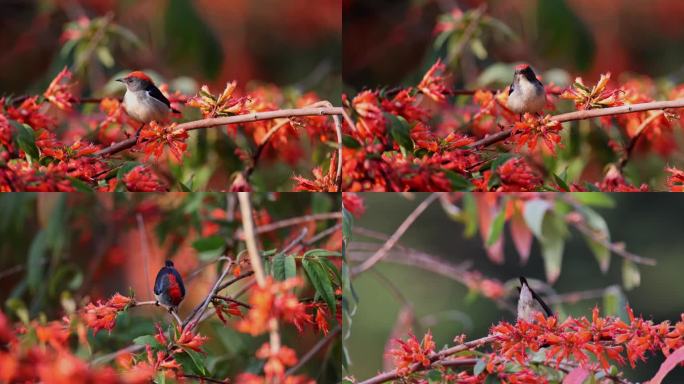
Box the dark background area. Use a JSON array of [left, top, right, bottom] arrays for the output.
[[347, 193, 684, 382], [0, 0, 341, 101], [343, 0, 684, 91]]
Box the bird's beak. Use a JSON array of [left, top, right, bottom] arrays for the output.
[[116, 78, 124, 83]]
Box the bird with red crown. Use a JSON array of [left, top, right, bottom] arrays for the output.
[[154, 260, 185, 313]]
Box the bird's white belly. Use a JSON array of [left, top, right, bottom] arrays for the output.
[[507, 81, 546, 114], [123, 91, 169, 123]]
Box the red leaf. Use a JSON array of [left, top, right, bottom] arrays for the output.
[[510, 210, 532, 265], [646, 345, 684, 384], [474, 194, 504, 264], [562, 367, 589, 384]]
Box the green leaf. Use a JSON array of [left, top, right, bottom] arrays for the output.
[[469, 38, 487, 60], [5, 298, 29, 324], [11, 121, 39, 163], [486, 205, 507, 246], [96, 46, 114, 67], [473, 358, 487, 375], [133, 335, 163, 350], [27, 230, 47, 292], [49, 264, 83, 296], [602, 285, 627, 320], [539, 212, 568, 283], [537, 0, 595, 71], [426, 369, 442, 383], [342, 134, 362, 149], [303, 249, 341, 258], [176, 349, 209, 376], [385, 113, 413, 152], [68, 177, 94, 192], [622, 260, 640, 290], [576, 206, 611, 273], [302, 259, 336, 316], [572, 192, 615, 208], [444, 170, 474, 191], [523, 199, 552, 238], [342, 207, 353, 243], [165, 0, 223, 78], [272, 253, 296, 281], [552, 173, 570, 191], [191, 236, 225, 261], [116, 161, 140, 179]]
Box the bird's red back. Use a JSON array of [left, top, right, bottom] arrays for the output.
[[166, 273, 183, 305]]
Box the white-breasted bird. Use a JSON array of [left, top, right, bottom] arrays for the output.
[[507, 64, 546, 119], [517, 276, 553, 322], [117, 71, 179, 133]]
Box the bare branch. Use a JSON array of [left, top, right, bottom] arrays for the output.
[[351, 193, 442, 276]]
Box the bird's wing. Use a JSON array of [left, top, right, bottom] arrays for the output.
[[153, 268, 168, 295], [530, 287, 553, 316], [146, 85, 171, 109], [508, 83, 515, 95]]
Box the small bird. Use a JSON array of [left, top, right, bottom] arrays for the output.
[[507, 64, 546, 120], [517, 276, 553, 322], [117, 71, 179, 134], [154, 260, 185, 313]]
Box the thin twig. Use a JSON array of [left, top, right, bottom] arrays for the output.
[[212, 295, 251, 309], [471, 98, 684, 148], [304, 223, 342, 245], [244, 119, 290, 178], [351, 193, 441, 276], [235, 212, 342, 238], [0, 265, 24, 280], [562, 195, 656, 266], [238, 192, 281, 357], [182, 259, 234, 332], [285, 325, 341, 376]]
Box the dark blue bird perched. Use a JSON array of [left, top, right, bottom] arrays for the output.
[[154, 260, 185, 312]]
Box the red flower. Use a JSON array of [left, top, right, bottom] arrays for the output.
[[80, 293, 132, 334], [256, 343, 298, 382], [497, 158, 542, 192], [123, 165, 167, 192], [43, 67, 75, 112], [293, 152, 338, 192], [342, 192, 365, 218], [510, 115, 563, 153], [418, 59, 450, 103], [666, 167, 684, 192], [350, 90, 385, 142], [236, 277, 310, 335], [388, 331, 435, 376], [137, 122, 189, 161], [174, 325, 208, 353]]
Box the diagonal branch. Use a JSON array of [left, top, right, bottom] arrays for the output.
[[351, 193, 442, 276]]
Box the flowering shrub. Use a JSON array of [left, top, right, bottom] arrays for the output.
[[0, 193, 343, 382], [0, 9, 342, 192], [362, 307, 684, 384], [341, 6, 684, 192]]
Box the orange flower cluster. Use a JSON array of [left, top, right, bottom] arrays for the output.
[[43, 67, 75, 112], [80, 293, 132, 334], [388, 331, 436, 376], [491, 307, 684, 372], [510, 115, 563, 154], [186, 82, 251, 118], [417, 59, 451, 103], [561, 73, 624, 110], [293, 152, 339, 192], [236, 277, 311, 335], [137, 122, 189, 161]]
